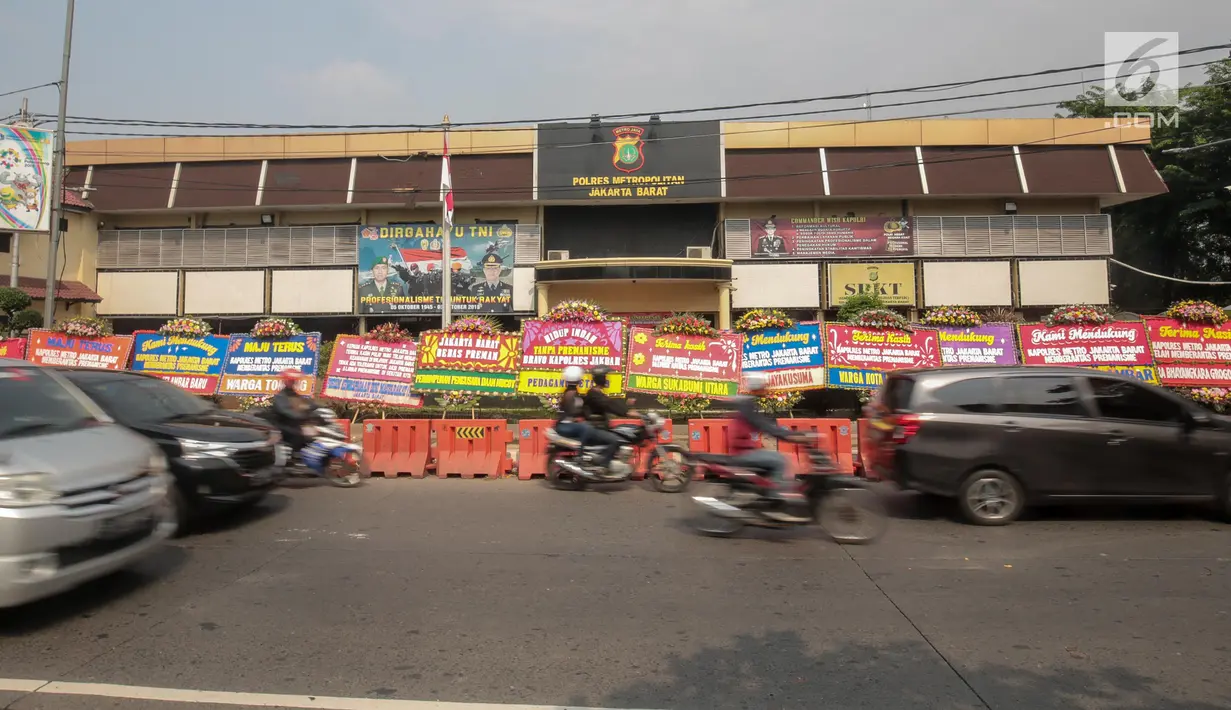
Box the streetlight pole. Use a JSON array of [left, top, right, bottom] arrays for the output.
[[43, 0, 75, 328]]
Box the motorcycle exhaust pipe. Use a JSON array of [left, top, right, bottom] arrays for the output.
[[692, 496, 748, 519], [554, 458, 590, 477]]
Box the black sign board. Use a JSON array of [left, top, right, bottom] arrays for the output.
[[537, 120, 722, 201]]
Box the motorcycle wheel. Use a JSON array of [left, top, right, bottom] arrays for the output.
[[548, 455, 587, 491], [815, 487, 887, 545], [689, 486, 746, 537], [649, 450, 692, 493], [325, 453, 364, 488]]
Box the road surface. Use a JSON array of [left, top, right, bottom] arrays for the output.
[[1, 479, 1228, 709]]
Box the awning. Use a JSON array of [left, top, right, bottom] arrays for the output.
[[12, 276, 103, 303]]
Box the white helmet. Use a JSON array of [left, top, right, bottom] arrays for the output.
[[743, 371, 769, 392], [563, 365, 584, 385]]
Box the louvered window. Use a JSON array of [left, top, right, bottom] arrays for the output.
[[722, 219, 752, 259], [514, 224, 542, 264], [96, 226, 360, 269]]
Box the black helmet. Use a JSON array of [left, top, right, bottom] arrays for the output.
[[590, 365, 610, 388]]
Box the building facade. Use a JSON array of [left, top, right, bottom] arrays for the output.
[[61, 117, 1166, 336]]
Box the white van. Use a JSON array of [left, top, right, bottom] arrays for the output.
[[0, 358, 177, 608]]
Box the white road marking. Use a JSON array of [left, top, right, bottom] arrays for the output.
[[0, 679, 659, 710]]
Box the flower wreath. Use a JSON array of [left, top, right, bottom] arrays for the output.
[[438, 392, 479, 409], [543, 299, 610, 323], [1184, 387, 1229, 411], [660, 393, 711, 416], [55, 316, 113, 338], [757, 390, 802, 413], [655, 313, 717, 338], [159, 317, 211, 338], [735, 309, 795, 333], [446, 316, 503, 335], [1163, 300, 1228, 326], [1041, 304, 1113, 328], [366, 322, 413, 343], [850, 308, 910, 330], [921, 306, 983, 328], [251, 317, 302, 339]]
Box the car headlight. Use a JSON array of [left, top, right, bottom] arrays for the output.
[[0, 472, 58, 508], [179, 439, 236, 460]]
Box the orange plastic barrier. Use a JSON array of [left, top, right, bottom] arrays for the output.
[[339, 420, 352, 442], [436, 420, 512, 478], [776, 418, 856, 476], [363, 419, 432, 478], [516, 419, 556, 480], [856, 418, 877, 479], [687, 419, 765, 454]]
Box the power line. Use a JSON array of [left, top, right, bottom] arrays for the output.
[[51, 58, 1225, 141], [1163, 136, 1231, 153], [35, 43, 1231, 132], [74, 124, 1153, 200], [0, 81, 59, 100], [1110, 259, 1231, 285]]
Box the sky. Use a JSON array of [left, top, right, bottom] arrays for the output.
[[2, 0, 1228, 137]]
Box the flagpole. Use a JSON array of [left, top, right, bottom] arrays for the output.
[[440, 115, 452, 329]]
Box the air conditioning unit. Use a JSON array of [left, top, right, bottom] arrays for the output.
[[546, 250, 570, 261], [686, 246, 712, 259]]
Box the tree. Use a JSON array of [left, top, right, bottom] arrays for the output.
[[0, 287, 43, 338], [1056, 57, 1231, 311]]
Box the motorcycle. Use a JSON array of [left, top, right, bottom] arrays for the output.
[[546, 411, 686, 491], [255, 404, 364, 488], [682, 437, 887, 544]]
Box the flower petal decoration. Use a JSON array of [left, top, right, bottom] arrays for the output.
[[365, 322, 412, 343], [251, 317, 303, 339], [757, 390, 802, 413], [735, 309, 796, 333], [54, 316, 114, 339], [543, 299, 610, 323], [920, 306, 983, 328], [1041, 304, 1114, 328], [851, 309, 910, 330], [158, 316, 212, 338], [1162, 300, 1228, 326], [655, 312, 718, 338], [446, 316, 503, 335], [660, 393, 711, 416]]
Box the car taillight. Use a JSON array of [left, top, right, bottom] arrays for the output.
[[891, 413, 922, 445]]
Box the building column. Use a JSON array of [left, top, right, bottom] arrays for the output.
[[717, 282, 731, 330], [536, 282, 550, 316]]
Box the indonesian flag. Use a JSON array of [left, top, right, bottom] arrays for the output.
[[395, 247, 469, 273], [440, 131, 454, 236]]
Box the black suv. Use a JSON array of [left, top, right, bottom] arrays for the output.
[[864, 366, 1231, 525], [57, 369, 282, 533]]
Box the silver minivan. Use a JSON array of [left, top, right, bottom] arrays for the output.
[[0, 358, 177, 608]]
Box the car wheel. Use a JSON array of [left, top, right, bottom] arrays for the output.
[[957, 469, 1024, 526]]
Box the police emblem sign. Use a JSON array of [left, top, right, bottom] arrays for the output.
[[536, 120, 721, 200]]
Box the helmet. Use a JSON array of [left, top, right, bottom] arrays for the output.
[[562, 365, 584, 386], [743, 371, 769, 393], [590, 365, 610, 388], [279, 369, 303, 389]]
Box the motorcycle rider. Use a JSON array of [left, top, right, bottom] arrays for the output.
[[581, 365, 636, 475], [272, 369, 313, 453], [730, 372, 810, 523], [553, 365, 592, 446]]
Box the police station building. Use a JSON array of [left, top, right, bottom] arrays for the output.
[[58, 117, 1166, 336]]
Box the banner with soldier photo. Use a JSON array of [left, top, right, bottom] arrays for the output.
[[357, 223, 516, 315]]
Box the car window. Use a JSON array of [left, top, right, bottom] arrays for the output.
[[1002, 376, 1088, 417], [1086, 377, 1186, 423], [877, 376, 916, 412], [0, 366, 97, 440], [931, 378, 1001, 414], [70, 374, 213, 425]]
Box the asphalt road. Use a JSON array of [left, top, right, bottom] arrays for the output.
[[1, 480, 1229, 710]]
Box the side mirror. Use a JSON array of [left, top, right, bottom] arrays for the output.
[[1185, 409, 1211, 430]]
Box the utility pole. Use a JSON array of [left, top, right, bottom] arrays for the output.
[[9, 99, 32, 287], [43, 0, 75, 328]]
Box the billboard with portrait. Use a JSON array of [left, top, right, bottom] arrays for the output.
[[358, 223, 515, 315]]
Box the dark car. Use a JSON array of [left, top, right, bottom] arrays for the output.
[[56, 369, 282, 533], [864, 366, 1231, 526]]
